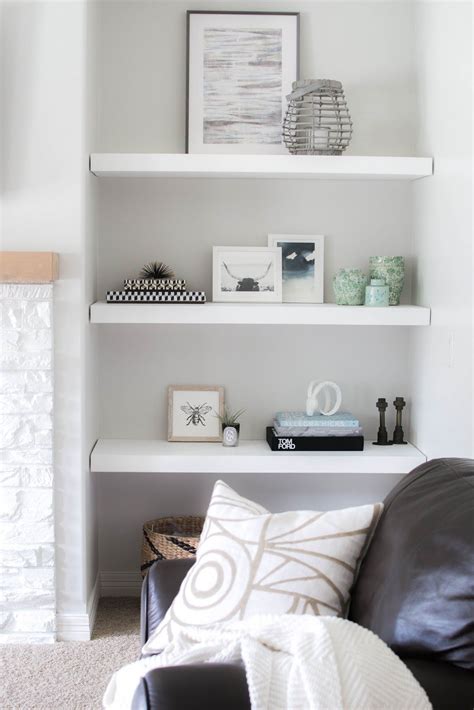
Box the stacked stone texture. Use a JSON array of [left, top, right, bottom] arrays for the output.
[[0, 285, 55, 642]]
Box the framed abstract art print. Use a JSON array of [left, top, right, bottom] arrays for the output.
[[187, 11, 299, 154]]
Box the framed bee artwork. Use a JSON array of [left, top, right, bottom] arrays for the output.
[[168, 385, 225, 442]]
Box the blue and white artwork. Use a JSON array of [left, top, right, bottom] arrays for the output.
[[268, 235, 325, 303], [280, 241, 315, 299], [203, 28, 282, 144]]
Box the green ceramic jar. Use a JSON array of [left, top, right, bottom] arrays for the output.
[[369, 256, 405, 306], [365, 278, 389, 307], [333, 268, 368, 305]]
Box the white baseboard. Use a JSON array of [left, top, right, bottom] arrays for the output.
[[56, 573, 100, 642], [100, 571, 142, 597], [56, 613, 91, 642], [88, 573, 100, 634], [56, 572, 142, 640]]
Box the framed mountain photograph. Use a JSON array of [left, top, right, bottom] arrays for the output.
[[268, 234, 325, 303], [186, 11, 299, 154]]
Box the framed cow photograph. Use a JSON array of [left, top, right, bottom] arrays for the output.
[[168, 385, 224, 442], [212, 247, 282, 302]]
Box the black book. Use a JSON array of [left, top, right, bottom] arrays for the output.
[[266, 427, 364, 452]]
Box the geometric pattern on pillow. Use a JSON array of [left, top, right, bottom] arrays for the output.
[[144, 480, 383, 653]]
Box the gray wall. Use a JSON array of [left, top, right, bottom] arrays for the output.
[[92, 1, 421, 574]]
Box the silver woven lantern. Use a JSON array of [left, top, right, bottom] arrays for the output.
[[283, 79, 352, 155]]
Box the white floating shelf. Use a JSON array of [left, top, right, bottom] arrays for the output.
[[91, 439, 426, 475], [90, 302, 430, 327], [90, 154, 433, 181]]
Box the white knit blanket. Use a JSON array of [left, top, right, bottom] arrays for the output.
[[103, 615, 432, 710]]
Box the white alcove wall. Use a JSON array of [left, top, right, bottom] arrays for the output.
[[1, 0, 100, 637], [410, 0, 472, 460], [91, 0, 428, 589], [97, 471, 406, 595]]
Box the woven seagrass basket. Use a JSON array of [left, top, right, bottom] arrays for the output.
[[141, 515, 205, 577]]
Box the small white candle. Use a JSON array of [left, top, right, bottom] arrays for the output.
[[306, 126, 330, 151]]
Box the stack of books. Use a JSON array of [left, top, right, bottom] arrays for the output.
[[266, 411, 364, 451], [106, 278, 206, 303]]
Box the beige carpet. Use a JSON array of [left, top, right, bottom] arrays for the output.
[[0, 598, 141, 710]]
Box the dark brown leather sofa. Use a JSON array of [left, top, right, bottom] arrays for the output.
[[133, 459, 474, 710]]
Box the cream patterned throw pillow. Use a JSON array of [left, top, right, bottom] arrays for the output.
[[143, 481, 382, 653]]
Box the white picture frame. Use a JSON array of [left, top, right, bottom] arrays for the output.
[[187, 11, 299, 154], [213, 247, 282, 303], [268, 234, 325, 303], [168, 385, 224, 442]]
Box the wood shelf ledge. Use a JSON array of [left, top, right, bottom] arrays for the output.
[[0, 252, 59, 284]]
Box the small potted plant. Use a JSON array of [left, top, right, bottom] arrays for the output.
[[215, 406, 245, 447]]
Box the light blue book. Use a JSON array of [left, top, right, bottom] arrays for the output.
[[273, 422, 363, 437], [275, 411, 360, 428]]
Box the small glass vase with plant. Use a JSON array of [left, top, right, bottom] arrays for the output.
[[215, 406, 246, 447]]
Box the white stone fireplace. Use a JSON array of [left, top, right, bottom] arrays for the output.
[[0, 255, 57, 642]]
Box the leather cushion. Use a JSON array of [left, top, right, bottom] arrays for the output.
[[131, 658, 474, 710], [131, 663, 250, 710], [141, 558, 194, 644], [350, 458, 474, 669], [404, 658, 474, 710]]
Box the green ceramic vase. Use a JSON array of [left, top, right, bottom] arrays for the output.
[[333, 268, 368, 305], [369, 256, 405, 306]]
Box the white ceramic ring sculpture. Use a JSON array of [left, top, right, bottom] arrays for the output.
[[306, 381, 342, 417]]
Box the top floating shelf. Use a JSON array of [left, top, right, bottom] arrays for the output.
[[90, 154, 433, 181]]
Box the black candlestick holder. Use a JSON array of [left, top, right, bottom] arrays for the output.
[[373, 398, 392, 446], [391, 397, 407, 444]]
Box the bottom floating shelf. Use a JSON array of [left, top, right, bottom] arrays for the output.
[[91, 439, 426, 475]]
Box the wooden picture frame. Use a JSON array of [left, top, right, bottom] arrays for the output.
[[186, 11, 300, 154], [168, 385, 224, 442]]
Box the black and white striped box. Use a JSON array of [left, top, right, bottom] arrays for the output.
[[107, 290, 206, 303], [123, 279, 186, 292]]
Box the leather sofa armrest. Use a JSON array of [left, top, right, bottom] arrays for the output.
[[131, 664, 250, 710], [140, 558, 194, 644]]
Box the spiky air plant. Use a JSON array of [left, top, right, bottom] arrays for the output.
[[139, 261, 175, 279], [214, 406, 246, 427]]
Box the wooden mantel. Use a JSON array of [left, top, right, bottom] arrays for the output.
[[0, 252, 59, 283]]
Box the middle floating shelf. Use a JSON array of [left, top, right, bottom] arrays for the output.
[[90, 302, 431, 326]]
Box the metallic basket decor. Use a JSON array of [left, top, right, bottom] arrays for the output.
[[283, 79, 352, 155]]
